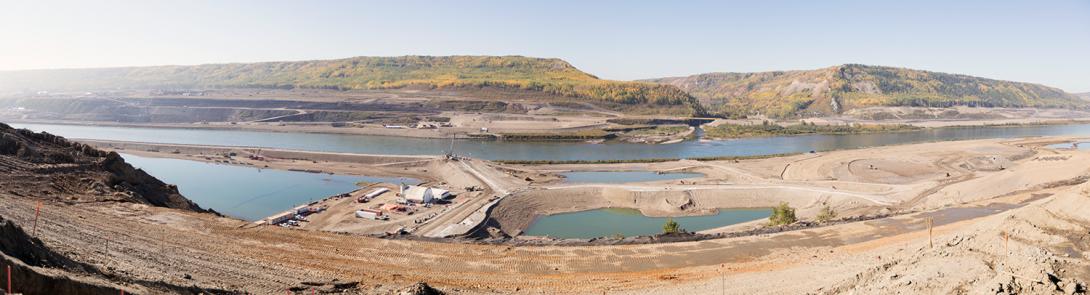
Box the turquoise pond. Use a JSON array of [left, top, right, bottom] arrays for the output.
[[522, 207, 772, 239], [121, 153, 419, 221]]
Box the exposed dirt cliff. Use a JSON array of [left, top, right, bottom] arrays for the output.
[[0, 122, 205, 212]]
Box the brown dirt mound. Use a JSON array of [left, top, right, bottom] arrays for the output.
[[0, 122, 206, 212]]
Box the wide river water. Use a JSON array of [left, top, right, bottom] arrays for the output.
[[13, 123, 1090, 161]]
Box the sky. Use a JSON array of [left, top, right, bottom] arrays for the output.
[[1, 0, 1088, 92]]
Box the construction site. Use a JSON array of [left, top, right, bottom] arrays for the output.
[[0, 120, 1089, 294]]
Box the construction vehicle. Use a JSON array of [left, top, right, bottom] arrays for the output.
[[248, 149, 265, 161]]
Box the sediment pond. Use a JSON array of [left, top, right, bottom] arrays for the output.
[[522, 207, 772, 239], [121, 153, 420, 221]]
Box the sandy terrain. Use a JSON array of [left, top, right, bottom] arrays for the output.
[[82, 139, 439, 177]]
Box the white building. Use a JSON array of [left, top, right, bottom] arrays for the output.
[[399, 185, 453, 204], [400, 185, 435, 204], [431, 188, 452, 200]]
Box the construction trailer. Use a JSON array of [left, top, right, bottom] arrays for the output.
[[293, 205, 311, 215], [266, 212, 294, 225], [355, 209, 387, 220], [359, 188, 389, 203]]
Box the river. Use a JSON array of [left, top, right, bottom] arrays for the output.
[[13, 123, 1090, 161]]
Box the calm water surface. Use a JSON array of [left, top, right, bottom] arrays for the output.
[[523, 207, 771, 239], [121, 153, 420, 221], [1046, 142, 1089, 150], [14, 123, 1090, 161], [561, 171, 703, 183]]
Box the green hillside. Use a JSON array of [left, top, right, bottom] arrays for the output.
[[647, 64, 1085, 118], [0, 56, 701, 114]]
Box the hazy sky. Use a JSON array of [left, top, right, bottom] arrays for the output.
[[2, 0, 1089, 91]]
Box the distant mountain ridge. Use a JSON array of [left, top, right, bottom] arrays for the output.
[[646, 64, 1085, 118], [2, 59, 1082, 118], [0, 55, 702, 115]]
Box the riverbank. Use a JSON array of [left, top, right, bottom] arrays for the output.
[[2, 117, 694, 144], [12, 111, 1090, 144], [702, 121, 922, 139], [16, 120, 1090, 163], [84, 140, 439, 181]]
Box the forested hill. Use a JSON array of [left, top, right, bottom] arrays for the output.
[[0, 55, 702, 115], [646, 64, 1085, 118]]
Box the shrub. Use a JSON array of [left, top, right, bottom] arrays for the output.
[[769, 202, 797, 226], [662, 218, 681, 234], [816, 205, 837, 223]]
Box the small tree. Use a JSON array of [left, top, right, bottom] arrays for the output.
[[663, 218, 681, 234], [816, 205, 837, 223], [769, 202, 797, 226]]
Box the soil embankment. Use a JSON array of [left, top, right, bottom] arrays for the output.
[[1, 215, 128, 295]]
